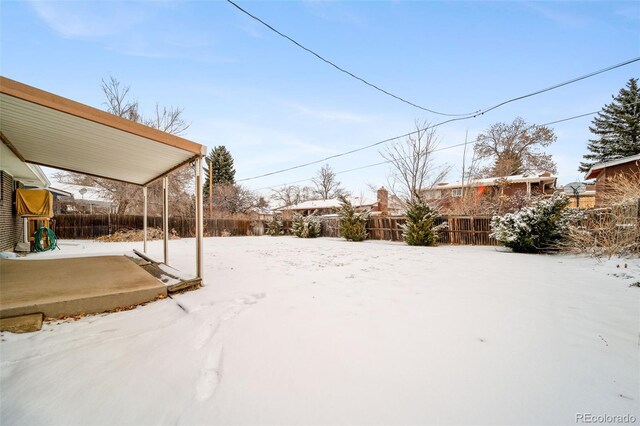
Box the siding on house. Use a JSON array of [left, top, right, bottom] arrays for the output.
[[0, 171, 23, 251], [593, 161, 640, 207]]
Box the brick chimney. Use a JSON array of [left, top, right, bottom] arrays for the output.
[[377, 187, 388, 215]]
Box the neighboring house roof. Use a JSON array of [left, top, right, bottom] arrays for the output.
[[0, 141, 50, 187], [280, 197, 377, 211], [52, 182, 115, 206], [430, 172, 557, 190], [584, 153, 640, 180]]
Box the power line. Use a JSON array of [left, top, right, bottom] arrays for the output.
[[226, 0, 478, 117], [238, 113, 482, 183], [237, 58, 638, 183], [256, 110, 599, 192], [477, 57, 640, 116]]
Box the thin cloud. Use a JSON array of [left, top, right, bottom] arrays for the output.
[[29, 1, 227, 62], [289, 103, 371, 123], [30, 1, 146, 39], [522, 2, 589, 29], [302, 0, 365, 27]]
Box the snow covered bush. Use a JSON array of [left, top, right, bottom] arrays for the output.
[[401, 197, 445, 246], [338, 196, 369, 242], [291, 213, 322, 238], [490, 193, 572, 253], [265, 215, 283, 236]]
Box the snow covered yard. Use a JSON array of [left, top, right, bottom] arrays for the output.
[[1, 236, 638, 425]]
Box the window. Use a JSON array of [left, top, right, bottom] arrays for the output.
[[452, 188, 463, 197]]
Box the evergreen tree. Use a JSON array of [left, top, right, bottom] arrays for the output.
[[204, 146, 236, 190], [265, 215, 283, 236], [338, 196, 369, 242], [291, 213, 321, 238], [579, 78, 640, 173], [401, 196, 442, 246]]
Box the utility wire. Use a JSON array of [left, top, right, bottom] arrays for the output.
[[476, 57, 640, 116], [226, 0, 478, 117], [256, 110, 600, 192], [238, 113, 482, 183], [237, 57, 638, 183]]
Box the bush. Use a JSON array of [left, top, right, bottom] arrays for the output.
[[490, 193, 572, 253], [402, 197, 444, 246], [291, 213, 322, 238], [265, 215, 283, 236], [338, 196, 369, 242], [562, 172, 640, 258]]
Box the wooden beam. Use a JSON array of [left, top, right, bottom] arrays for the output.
[[0, 131, 25, 162], [142, 155, 200, 187], [0, 76, 205, 156]]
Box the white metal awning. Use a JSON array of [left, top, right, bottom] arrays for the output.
[[0, 76, 205, 279], [0, 76, 206, 186]]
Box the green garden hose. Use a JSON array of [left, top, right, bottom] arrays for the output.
[[33, 227, 58, 252]]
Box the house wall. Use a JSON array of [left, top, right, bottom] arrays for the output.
[[594, 160, 640, 207], [0, 171, 23, 251]]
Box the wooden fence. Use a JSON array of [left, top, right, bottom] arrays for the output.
[[52, 214, 498, 246], [53, 215, 260, 239], [365, 216, 498, 245]]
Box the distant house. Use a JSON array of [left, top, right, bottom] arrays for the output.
[[280, 196, 377, 216], [584, 154, 640, 207], [278, 187, 403, 216], [51, 182, 118, 214], [561, 183, 596, 209], [423, 172, 557, 211]]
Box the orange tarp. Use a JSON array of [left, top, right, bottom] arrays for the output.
[[16, 189, 53, 218]]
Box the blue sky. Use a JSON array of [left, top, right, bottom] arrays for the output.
[[2, 1, 639, 198]]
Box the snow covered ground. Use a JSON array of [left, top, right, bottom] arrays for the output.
[[1, 237, 639, 425]]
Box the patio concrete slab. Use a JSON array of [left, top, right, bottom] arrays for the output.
[[0, 256, 167, 319], [0, 313, 43, 333]]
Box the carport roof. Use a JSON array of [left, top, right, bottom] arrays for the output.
[[0, 76, 206, 186]]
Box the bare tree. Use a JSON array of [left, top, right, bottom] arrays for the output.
[[270, 185, 313, 207], [144, 103, 190, 136], [311, 164, 345, 200], [59, 76, 193, 215], [381, 120, 451, 203], [474, 117, 557, 177], [101, 76, 140, 121], [210, 184, 257, 214]]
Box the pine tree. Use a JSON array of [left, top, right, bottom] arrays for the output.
[[401, 196, 442, 246], [265, 215, 283, 236], [579, 78, 640, 173], [291, 213, 321, 238], [338, 196, 369, 242], [204, 146, 236, 190]]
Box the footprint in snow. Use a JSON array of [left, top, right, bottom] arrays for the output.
[[193, 319, 221, 350], [196, 347, 224, 402]]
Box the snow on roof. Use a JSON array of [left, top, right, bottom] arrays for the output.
[[281, 197, 377, 211], [51, 182, 115, 205], [430, 172, 557, 190], [584, 153, 640, 180]]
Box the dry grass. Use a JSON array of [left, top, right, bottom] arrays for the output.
[[96, 227, 179, 242], [564, 171, 640, 258]]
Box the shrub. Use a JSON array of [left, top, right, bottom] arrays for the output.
[[402, 196, 444, 246], [490, 193, 572, 253], [338, 196, 369, 242], [265, 215, 283, 236], [291, 213, 322, 238], [563, 171, 640, 258]]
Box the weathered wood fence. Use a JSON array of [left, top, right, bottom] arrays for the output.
[[53, 215, 259, 239], [54, 214, 498, 245]]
